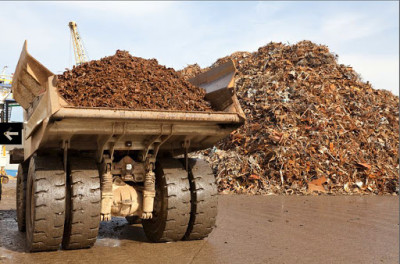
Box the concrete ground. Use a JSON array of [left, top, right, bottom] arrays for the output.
[[0, 179, 398, 264]]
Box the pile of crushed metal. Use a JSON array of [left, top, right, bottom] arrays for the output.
[[182, 41, 399, 195], [57, 50, 213, 111]]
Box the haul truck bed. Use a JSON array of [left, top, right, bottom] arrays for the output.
[[11, 41, 245, 252]]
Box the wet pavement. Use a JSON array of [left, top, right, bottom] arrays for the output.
[[0, 179, 398, 264]]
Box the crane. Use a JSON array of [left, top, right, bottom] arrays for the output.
[[0, 66, 7, 76], [69, 21, 89, 66], [0, 66, 12, 84]]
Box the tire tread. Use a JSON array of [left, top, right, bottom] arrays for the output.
[[62, 157, 100, 250], [183, 159, 218, 240]]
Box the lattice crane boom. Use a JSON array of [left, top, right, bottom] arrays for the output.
[[69, 21, 89, 65]]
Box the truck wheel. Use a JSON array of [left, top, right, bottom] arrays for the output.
[[17, 161, 29, 232], [183, 159, 218, 240], [25, 155, 66, 252], [142, 158, 191, 242], [62, 157, 101, 250]]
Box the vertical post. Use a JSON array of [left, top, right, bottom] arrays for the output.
[[5, 101, 8, 123], [0, 103, 4, 123]]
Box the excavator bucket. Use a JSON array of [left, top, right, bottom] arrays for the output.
[[12, 41, 53, 109]]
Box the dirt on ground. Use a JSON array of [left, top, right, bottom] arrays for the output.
[[57, 50, 213, 111], [1, 180, 398, 264], [181, 41, 399, 195]]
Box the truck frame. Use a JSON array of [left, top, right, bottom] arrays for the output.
[[11, 41, 245, 251]]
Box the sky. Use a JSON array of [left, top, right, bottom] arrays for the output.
[[1, 1, 399, 105]]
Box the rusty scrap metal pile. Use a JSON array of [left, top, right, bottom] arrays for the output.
[[182, 41, 399, 195], [57, 50, 213, 111]]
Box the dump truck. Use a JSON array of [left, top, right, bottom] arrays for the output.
[[11, 41, 245, 252]]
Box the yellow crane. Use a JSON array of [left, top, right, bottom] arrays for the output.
[[0, 66, 12, 84], [69, 21, 89, 65]]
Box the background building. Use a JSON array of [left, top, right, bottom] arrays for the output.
[[0, 67, 20, 177]]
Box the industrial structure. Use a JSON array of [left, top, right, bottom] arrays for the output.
[[0, 66, 19, 177], [68, 21, 89, 65]]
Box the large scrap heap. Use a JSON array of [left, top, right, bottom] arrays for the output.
[[181, 40, 399, 195]]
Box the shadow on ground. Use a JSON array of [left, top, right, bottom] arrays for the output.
[[0, 209, 150, 254], [98, 217, 149, 243]]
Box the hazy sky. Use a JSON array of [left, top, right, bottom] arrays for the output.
[[1, 1, 399, 96]]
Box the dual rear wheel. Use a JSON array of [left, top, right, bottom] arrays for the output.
[[17, 156, 217, 251], [18, 155, 101, 252], [142, 158, 218, 242]]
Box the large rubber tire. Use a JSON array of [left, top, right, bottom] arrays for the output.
[[142, 158, 191, 242], [62, 157, 101, 250], [183, 159, 218, 240], [17, 161, 29, 232], [25, 155, 66, 252]]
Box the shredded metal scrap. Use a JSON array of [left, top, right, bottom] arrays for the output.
[[183, 41, 399, 195], [58, 50, 213, 111]]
